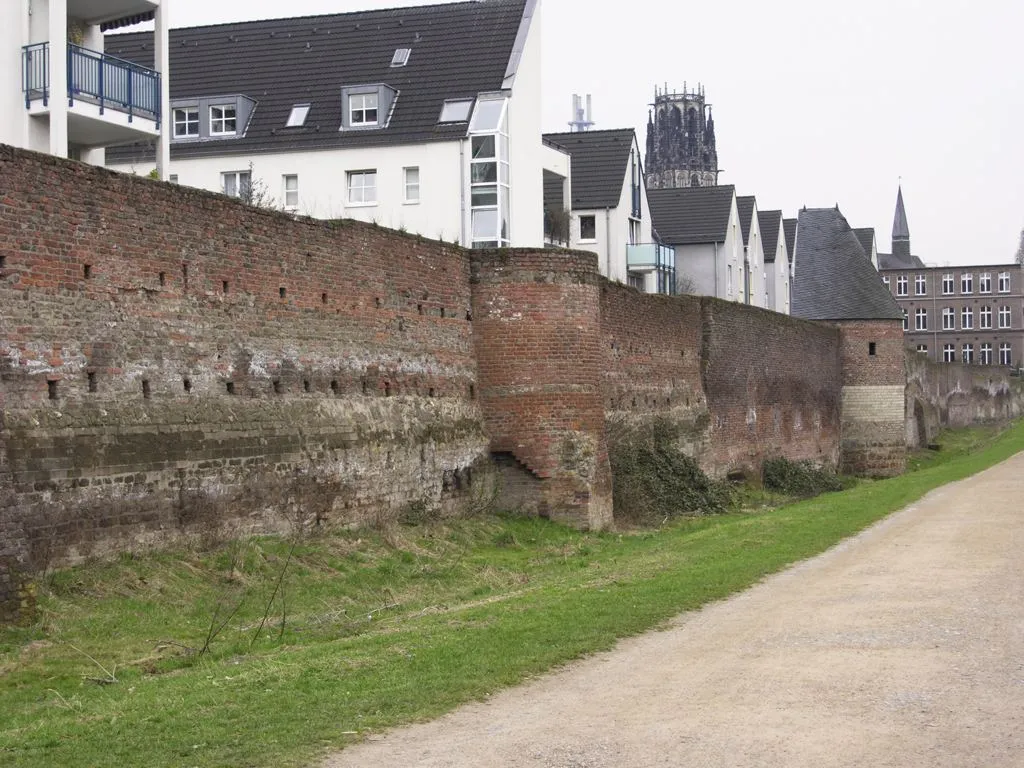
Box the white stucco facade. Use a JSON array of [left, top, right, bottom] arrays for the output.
[[106, 0, 552, 248], [673, 193, 744, 303], [741, 204, 767, 308], [764, 216, 792, 315], [571, 139, 653, 287], [0, 0, 169, 174]]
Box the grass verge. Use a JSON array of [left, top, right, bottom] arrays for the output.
[[1, 421, 1021, 767]]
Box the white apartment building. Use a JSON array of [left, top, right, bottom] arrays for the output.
[[104, 0, 557, 249], [1, 0, 170, 174], [543, 129, 674, 294]]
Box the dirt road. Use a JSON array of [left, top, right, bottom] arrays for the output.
[[324, 453, 1024, 767]]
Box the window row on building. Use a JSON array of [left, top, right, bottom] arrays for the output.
[[207, 167, 422, 211], [886, 271, 1013, 297], [902, 305, 1014, 332], [916, 343, 1014, 366]]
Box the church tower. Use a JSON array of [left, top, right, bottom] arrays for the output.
[[891, 185, 911, 261], [644, 84, 719, 189]]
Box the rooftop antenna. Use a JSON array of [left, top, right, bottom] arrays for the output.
[[568, 93, 595, 132]]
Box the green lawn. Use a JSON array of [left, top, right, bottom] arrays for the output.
[[1, 422, 1021, 768]]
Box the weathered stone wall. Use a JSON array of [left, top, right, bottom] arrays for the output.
[[837, 321, 907, 476], [600, 283, 842, 477], [0, 145, 490, 593], [471, 249, 613, 529], [905, 351, 1024, 448], [700, 298, 842, 475]]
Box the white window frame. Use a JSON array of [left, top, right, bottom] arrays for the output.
[[283, 174, 299, 210], [943, 344, 955, 363], [999, 305, 1012, 329], [468, 96, 510, 248], [439, 99, 474, 123], [902, 309, 909, 331], [961, 273, 973, 294], [915, 274, 927, 295], [942, 307, 955, 330], [980, 343, 993, 366], [962, 344, 974, 365], [173, 106, 199, 138], [882, 275, 891, 288], [210, 104, 238, 136], [980, 306, 993, 329], [579, 215, 597, 242], [346, 169, 377, 205], [998, 272, 1011, 293], [980, 273, 992, 293], [350, 93, 379, 127], [915, 307, 927, 331], [896, 275, 908, 296], [942, 274, 954, 295], [221, 170, 251, 199], [961, 306, 973, 330], [286, 104, 310, 128], [1000, 343, 1012, 366], [403, 167, 420, 204], [916, 344, 928, 354]]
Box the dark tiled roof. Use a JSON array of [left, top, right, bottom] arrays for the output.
[[792, 207, 903, 322], [758, 210, 783, 263], [542, 129, 636, 210], [783, 218, 798, 259], [647, 184, 736, 245], [877, 252, 926, 270], [736, 195, 756, 246], [105, 0, 529, 163], [853, 227, 876, 260]]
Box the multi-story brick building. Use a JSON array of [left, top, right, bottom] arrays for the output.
[[878, 188, 1024, 368]]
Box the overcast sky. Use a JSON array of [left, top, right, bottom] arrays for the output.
[[164, 0, 1024, 266]]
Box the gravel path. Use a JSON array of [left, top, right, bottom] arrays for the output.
[[323, 453, 1024, 767]]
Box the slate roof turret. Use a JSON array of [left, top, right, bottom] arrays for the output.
[[792, 207, 904, 322]]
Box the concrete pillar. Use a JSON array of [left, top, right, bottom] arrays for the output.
[[154, 2, 171, 180], [48, 0, 68, 157]]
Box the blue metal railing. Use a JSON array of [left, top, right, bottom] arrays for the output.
[[22, 42, 161, 126], [22, 42, 49, 108]]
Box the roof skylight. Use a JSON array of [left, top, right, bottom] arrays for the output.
[[286, 103, 311, 127], [439, 99, 474, 123], [390, 48, 411, 67]]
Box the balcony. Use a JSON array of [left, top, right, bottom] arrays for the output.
[[627, 243, 677, 295], [22, 42, 161, 146]]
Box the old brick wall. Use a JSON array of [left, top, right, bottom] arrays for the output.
[[600, 283, 711, 462], [837, 320, 907, 476], [600, 285, 842, 478], [471, 249, 613, 529], [0, 145, 490, 599], [700, 299, 842, 475], [905, 351, 1024, 448]]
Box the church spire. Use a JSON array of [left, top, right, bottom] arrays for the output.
[[892, 185, 911, 261], [892, 185, 910, 242]]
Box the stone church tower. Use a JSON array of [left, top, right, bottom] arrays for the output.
[[645, 84, 719, 189]]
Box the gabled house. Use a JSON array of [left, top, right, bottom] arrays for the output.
[[104, 0, 554, 248], [542, 128, 672, 294], [736, 195, 767, 308], [648, 184, 743, 302], [1, 0, 170, 174], [758, 209, 791, 314], [783, 218, 798, 265]]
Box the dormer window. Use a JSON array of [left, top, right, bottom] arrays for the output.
[[350, 93, 378, 126], [286, 103, 310, 128], [390, 48, 411, 67], [210, 104, 237, 135], [340, 85, 396, 131], [173, 107, 199, 138], [439, 99, 474, 123]]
